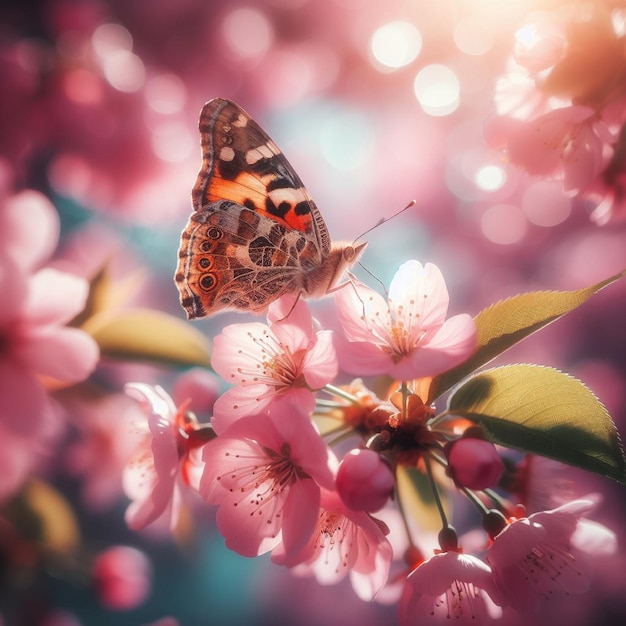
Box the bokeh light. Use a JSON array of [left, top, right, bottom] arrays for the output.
[[145, 74, 187, 115], [414, 64, 460, 116], [481, 203, 527, 245], [474, 165, 506, 191], [521, 181, 571, 227], [370, 21, 422, 71], [222, 8, 274, 59]]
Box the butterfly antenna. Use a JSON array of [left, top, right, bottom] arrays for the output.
[[352, 199, 416, 243], [354, 263, 388, 298]]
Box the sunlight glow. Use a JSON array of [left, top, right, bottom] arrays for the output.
[[474, 165, 506, 191], [414, 65, 460, 116], [370, 21, 422, 70], [454, 17, 494, 55]]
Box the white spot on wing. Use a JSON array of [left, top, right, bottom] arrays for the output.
[[220, 146, 236, 161], [268, 187, 300, 207], [245, 142, 276, 165], [232, 113, 248, 128]]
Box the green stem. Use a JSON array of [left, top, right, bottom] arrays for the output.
[[460, 486, 490, 515], [424, 453, 448, 528], [322, 383, 359, 404]]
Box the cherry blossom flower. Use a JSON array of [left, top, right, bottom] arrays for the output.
[[0, 189, 99, 500], [399, 551, 504, 625], [200, 402, 336, 558], [211, 296, 337, 432], [580, 120, 626, 224], [123, 383, 209, 531], [64, 393, 146, 511], [274, 488, 393, 602], [502, 105, 610, 195], [333, 261, 476, 380], [486, 499, 600, 613]]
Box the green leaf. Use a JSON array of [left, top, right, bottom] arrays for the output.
[[448, 364, 626, 484], [428, 271, 626, 403], [84, 309, 211, 368]]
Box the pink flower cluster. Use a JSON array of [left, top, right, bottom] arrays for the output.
[[486, 3, 626, 224], [121, 260, 616, 624], [0, 187, 99, 500]]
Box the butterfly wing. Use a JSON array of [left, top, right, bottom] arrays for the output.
[[176, 200, 318, 318], [175, 98, 353, 319], [193, 98, 330, 255]]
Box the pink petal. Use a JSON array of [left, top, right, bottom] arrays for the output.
[[334, 281, 392, 343], [22, 269, 89, 326], [211, 322, 277, 384], [0, 358, 51, 436], [172, 368, 221, 415], [267, 295, 315, 347], [280, 478, 321, 560], [300, 330, 338, 388], [18, 326, 100, 382], [392, 313, 476, 379], [0, 258, 27, 325], [125, 383, 177, 420], [388, 261, 449, 329], [335, 336, 395, 377], [270, 319, 313, 356], [269, 397, 336, 489], [211, 384, 274, 433], [1, 190, 60, 272]]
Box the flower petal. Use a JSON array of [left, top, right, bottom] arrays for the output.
[[388, 261, 449, 329], [300, 330, 337, 389], [22, 269, 90, 327], [392, 313, 476, 379], [18, 327, 100, 382], [1, 190, 60, 272]]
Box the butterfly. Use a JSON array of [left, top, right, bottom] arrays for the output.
[[175, 98, 367, 319]]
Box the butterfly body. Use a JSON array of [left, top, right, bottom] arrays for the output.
[[175, 98, 366, 319]]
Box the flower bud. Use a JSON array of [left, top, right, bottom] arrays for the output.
[[336, 449, 395, 512], [446, 438, 504, 490], [93, 546, 152, 611]]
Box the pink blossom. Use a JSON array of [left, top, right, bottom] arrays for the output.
[[93, 545, 152, 611], [580, 121, 626, 225], [333, 261, 476, 380], [336, 449, 395, 512], [503, 106, 610, 195], [445, 438, 504, 490], [211, 296, 337, 432], [486, 499, 598, 613], [0, 190, 99, 500], [123, 383, 208, 531], [64, 393, 145, 511], [399, 551, 504, 625], [274, 488, 393, 601], [200, 402, 335, 558]]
